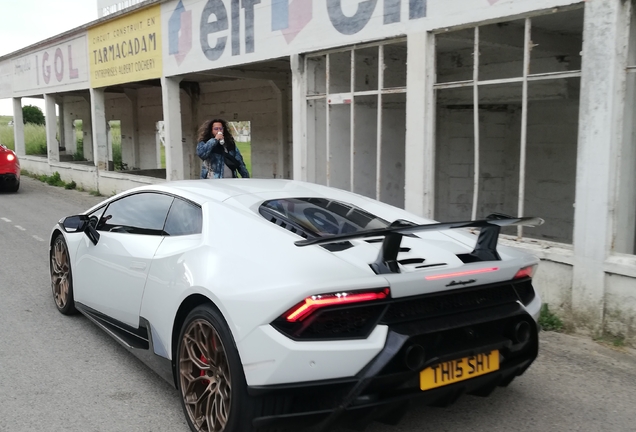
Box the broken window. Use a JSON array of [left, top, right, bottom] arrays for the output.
[[305, 40, 407, 208], [434, 8, 584, 244]]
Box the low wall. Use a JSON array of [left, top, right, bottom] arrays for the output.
[[507, 238, 636, 345], [20, 156, 165, 195]]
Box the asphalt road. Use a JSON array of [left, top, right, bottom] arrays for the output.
[[1, 177, 636, 432]]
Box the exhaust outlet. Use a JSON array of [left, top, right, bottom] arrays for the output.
[[514, 321, 531, 344], [404, 344, 426, 371]]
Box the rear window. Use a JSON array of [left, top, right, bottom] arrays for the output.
[[259, 198, 389, 238]]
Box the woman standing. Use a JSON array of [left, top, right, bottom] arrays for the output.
[[196, 118, 250, 179]]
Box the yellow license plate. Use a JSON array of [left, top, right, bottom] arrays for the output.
[[420, 350, 500, 391]]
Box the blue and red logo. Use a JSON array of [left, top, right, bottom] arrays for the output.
[[169, 0, 192, 65], [271, 0, 313, 43]]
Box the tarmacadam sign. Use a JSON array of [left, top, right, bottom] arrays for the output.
[[89, 5, 163, 88], [11, 36, 89, 95]]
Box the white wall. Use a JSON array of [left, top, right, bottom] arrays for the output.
[[353, 98, 378, 199], [380, 94, 406, 207], [604, 273, 636, 341]]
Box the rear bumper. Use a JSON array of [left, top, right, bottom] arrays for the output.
[[0, 172, 19, 185], [248, 303, 538, 431]]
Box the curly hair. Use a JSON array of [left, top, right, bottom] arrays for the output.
[[197, 118, 236, 151]]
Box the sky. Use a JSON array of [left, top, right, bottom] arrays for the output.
[[0, 0, 98, 115]]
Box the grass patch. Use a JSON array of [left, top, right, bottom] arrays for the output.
[[22, 170, 79, 191], [236, 141, 251, 176], [594, 333, 626, 348], [0, 124, 13, 148], [110, 120, 127, 170], [539, 304, 564, 332], [0, 123, 48, 155], [38, 172, 66, 187]]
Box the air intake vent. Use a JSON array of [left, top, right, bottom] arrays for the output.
[[381, 283, 519, 325], [398, 258, 425, 265]]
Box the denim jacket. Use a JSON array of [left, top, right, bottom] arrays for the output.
[[196, 138, 250, 179]]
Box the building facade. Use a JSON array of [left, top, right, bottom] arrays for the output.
[[1, 0, 635, 342]]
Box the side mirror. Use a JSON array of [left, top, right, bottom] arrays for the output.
[[61, 215, 100, 245], [61, 215, 89, 233]]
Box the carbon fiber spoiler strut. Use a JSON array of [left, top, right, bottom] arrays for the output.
[[295, 214, 544, 275]]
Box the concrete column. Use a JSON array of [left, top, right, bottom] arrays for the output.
[[124, 89, 140, 169], [291, 54, 307, 181], [44, 94, 59, 163], [270, 80, 285, 179], [572, 0, 631, 332], [64, 105, 76, 155], [281, 84, 291, 179], [189, 86, 201, 180], [57, 98, 66, 154], [80, 95, 93, 162], [90, 88, 108, 171], [616, 3, 636, 254], [404, 31, 436, 219], [161, 76, 184, 181], [12, 98, 25, 156]]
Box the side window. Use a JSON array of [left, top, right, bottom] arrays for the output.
[[164, 198, 203, 236], [96, 193, 174, 235]]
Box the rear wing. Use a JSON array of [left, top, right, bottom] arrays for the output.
[[295, 214, 544, 275]]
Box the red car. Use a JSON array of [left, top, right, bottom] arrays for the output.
[[0, 144, 20, 192]]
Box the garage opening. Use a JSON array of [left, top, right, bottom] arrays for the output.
[[72, 119, 87, 162], [434, 7, 583, 244], [228, 120, 251, 175]]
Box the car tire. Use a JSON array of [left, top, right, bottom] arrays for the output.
[[50, 235, 77, 315], [177, 305, 257, 432]]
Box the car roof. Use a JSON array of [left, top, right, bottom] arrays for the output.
[[129, 179, 345, 206]]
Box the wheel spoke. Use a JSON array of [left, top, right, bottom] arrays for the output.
[[184, 334, 210, 370], [206, 330, 221, 369], [180, 318, 232, 432], [51, 239, 70, 309]]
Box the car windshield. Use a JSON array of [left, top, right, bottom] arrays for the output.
[[260, 198, 389, 237]]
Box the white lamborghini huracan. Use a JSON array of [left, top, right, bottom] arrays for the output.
[[49, 179, 543, 432]]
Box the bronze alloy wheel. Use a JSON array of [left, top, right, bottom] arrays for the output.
[[179, 319, 232, 432], [51, 237, 71, 310]]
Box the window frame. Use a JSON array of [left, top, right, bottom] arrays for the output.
[[304, 39, 407, 200], [433, 11, 583, 240], [94, 191, 202, 237]]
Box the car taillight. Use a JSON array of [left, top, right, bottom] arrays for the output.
[[272, 288, 390, 340], [514, 265, 537, 279], [285, 288, 390, 322]]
